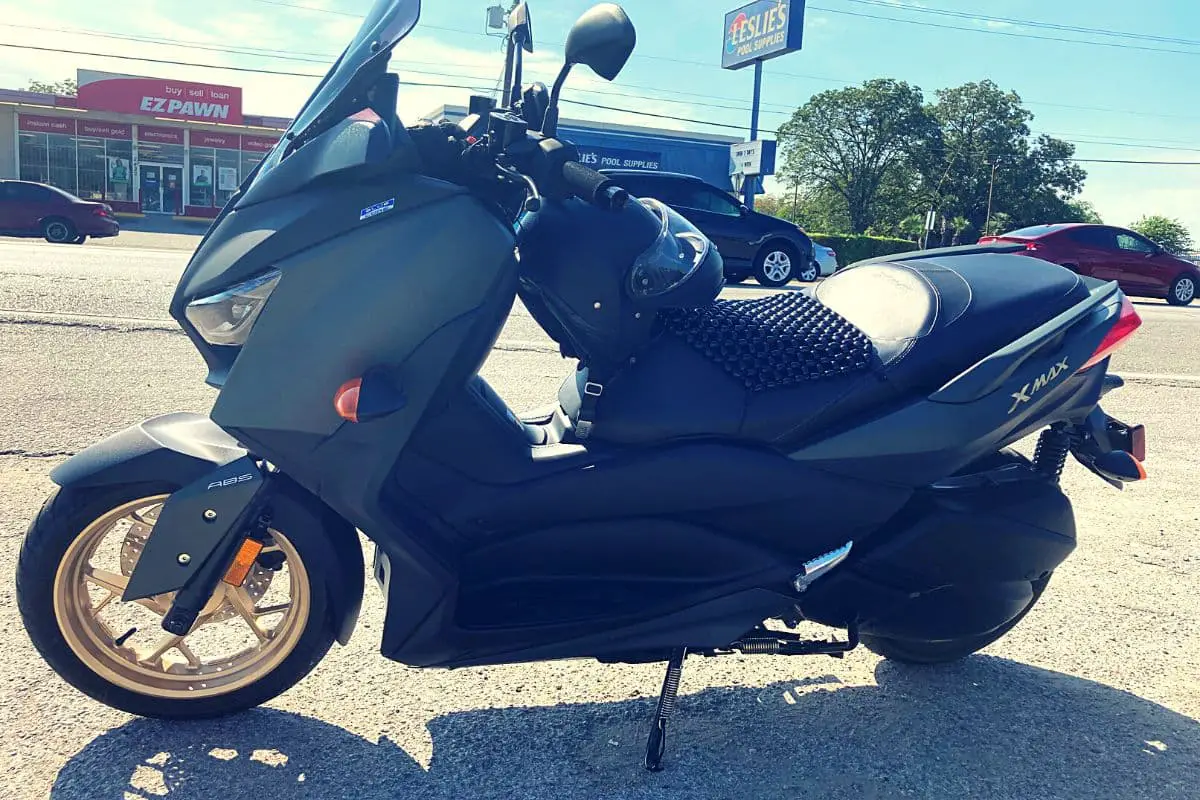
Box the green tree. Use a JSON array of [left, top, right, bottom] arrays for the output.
[[1130, 215, 1193, 254], [778, 79, 937, 234], [26, 78, 77, 96], [925, 81, 1086, 238], [1064, 199, 1103, 224]]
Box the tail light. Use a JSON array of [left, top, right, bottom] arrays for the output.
[[1081, 296, 1142, 370], [93, 206, 111, 217], [1025, 242, 1040, 252]]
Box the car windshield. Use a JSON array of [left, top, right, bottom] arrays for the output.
[[254, 0, 420, 174]]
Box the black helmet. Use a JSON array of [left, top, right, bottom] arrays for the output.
[[517, 196, 723, 370]]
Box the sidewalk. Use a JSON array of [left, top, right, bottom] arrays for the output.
[[92, 214, 211, 251]]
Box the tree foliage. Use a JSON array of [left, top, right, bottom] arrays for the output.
[[1130, 215, 1193, 254], [26, 78, 77, 96], [777, 78, 1089, 241], [778, 79, 937, 234]]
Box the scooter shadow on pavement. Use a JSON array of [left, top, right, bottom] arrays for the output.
[[51, 656, 1199, 800]]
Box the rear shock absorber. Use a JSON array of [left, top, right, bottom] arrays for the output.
[[1033, 424, 1072, 482]]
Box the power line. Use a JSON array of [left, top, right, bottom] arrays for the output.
[[222, 1, 1200, 123], [808, 4, 1200, 57], [835, 0, 1200, 48]]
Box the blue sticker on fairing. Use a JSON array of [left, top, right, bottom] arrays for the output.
[[360, 198, 395, 221]]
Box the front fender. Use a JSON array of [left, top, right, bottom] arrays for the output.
[[51, 412, 247, 489], [52, 413, 364, 644]]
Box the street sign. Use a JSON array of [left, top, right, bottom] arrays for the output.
[[730, 139, 777, 177], [722, 0, 805, 70]]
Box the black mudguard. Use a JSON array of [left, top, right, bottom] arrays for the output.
[[50, 413, 364, 644]]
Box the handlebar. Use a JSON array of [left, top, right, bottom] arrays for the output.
[[560, 160, 629, 210]]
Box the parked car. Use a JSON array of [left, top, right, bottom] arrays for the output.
[[0, 180, 120, 244], [979, 223, 1199, 306], [599, 170, 815, 286], [812, 242, 838, 277]]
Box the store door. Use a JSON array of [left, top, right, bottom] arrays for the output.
[[139, 164, 184, 214], [139, 165, 162, 213], [162, 167, 183, 215]]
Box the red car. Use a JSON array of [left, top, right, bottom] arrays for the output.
[[0, 180, 120, 244], [980, 223, 1199, 306]]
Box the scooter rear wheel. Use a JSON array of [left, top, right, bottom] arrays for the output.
[[17, 483, 336, 718], [860, 576, 1051, 665]]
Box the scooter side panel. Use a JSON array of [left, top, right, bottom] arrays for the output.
[[376, 515, 799, 667], [787, 311, 1114, 486], [798, 458, 1076, 641]]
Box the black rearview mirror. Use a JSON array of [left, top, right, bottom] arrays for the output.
[[543, 4, 635, 136], [564, 3, 636, 81], [508, 1, 533, 52]]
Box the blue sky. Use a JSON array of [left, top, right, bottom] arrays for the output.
[[2, 0, 1197, 234]]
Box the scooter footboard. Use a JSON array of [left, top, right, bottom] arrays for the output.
[[800, 465, 1076, 641]]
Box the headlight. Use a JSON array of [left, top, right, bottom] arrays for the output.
[[184, 269, 281, 346]]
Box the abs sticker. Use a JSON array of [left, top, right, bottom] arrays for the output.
[[360, 198, 395, 221]]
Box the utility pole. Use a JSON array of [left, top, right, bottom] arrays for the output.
[[744, 59, 764, 211], [791, 178, 800, 225], [984, 159, 999, 236]]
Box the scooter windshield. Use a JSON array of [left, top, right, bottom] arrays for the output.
[[255, 0, 420, 174]]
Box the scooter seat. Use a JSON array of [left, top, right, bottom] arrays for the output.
[[560, 253, 1090, 447]]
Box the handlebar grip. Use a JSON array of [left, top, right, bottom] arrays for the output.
[[561, 160, 629, 210]]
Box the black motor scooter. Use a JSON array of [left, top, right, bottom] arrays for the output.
[[17, 0, 1149, 771]]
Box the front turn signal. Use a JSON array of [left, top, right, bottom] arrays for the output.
[[333, 368, 407, 424]]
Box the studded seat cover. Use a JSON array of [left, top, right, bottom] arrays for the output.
[[658, 292, 874, 392]]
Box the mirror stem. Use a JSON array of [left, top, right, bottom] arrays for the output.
[[501, 38, 516, 107], [512, 43, 524, 105], [543, 64, 572, 136]]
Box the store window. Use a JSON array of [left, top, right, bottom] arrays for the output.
[[18, 133, 49, 184], [105, 140, 134, 202], [189, 147, 217, 208], [216, 149, 240, 206], [137, 141, 186, 165], [77, 137, 107, 201], [48, 134, 78, 196], [240, 151, 266, 183]]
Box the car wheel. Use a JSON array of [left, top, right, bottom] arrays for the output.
[[71, 235, 87, 245], [754, 243, 798, 287], [42, 218, 77, 244], [797, 259, 820, 283], [1167, 274, 1196, 306]]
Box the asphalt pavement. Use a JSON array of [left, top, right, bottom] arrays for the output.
[[0, 237, 1197, 799]]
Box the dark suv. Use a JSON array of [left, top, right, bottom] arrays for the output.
[[0, 180, 120, 244], [601, 170, 815, 287]]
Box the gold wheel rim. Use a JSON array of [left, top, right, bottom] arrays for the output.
[[53, 495, 311, 700]]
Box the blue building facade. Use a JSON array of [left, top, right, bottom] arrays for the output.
[[422, 106, 741, 192]]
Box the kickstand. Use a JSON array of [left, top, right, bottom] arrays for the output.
[[644, 647, 687, 772]]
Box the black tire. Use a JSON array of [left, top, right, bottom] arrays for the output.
[[1167, 274, 1196, 306], [797, 259, 820, 283], [42, 218, 77, 244], [71, 234, 87, 245], [753, 242, 800, 287], [861, 576, 1051, 665], [17, 483, 336, 719]]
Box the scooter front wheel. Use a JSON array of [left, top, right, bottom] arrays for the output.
[[860, 576, 1051, 665], [17, 483, 336, 718]]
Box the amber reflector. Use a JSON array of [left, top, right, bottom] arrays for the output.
[[223, 538, 265, 587]]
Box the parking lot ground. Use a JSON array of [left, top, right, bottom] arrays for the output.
[[0, 240, 1197, 799]]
